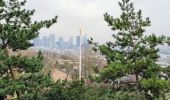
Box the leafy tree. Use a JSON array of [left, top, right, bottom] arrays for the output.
[[0, 0, 57, 99], [92, 0, 169, 99]]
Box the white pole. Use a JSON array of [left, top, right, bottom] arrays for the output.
[[79, 28, 82, 80]]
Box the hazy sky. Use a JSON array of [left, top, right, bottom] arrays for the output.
[[25, 0, 170, 43]]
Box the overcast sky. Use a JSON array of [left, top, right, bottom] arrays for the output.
[[25, 0, 170, 43]]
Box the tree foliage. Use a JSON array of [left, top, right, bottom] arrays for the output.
[[91, 0, 170, 99], [42, 80, 139, 100], [0, 0, 57, 99]]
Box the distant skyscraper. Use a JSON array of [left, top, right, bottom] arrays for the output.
[[49, 34, 55, 48], [32, 34, 89, 49], [76, 36, 80, 47], [33, 37, 40, 46], [82, 34, 88, 44], [42, 36, 49, 47], [69, 36, 73, 48], [58, 37, 64, 48]]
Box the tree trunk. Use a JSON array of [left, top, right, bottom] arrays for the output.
[[135, 73, 140, 100], [0, 95, 7, 100], [4, 46, 16, 79], [4, 46, 21, 99]]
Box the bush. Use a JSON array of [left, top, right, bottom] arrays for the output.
[[41, 80, 144, 100]]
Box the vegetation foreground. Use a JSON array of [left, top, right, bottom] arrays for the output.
[[0, 0, 170, 100]]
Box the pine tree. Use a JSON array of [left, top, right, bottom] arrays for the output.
[[0, 0, 57, 99], [95, 0, 169, 99]]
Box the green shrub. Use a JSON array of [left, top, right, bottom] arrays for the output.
[[41, 80, 145, 100]]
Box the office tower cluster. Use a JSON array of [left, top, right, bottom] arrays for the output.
[[33, 34, 88, 49]]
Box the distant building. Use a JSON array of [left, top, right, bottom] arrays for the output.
[[157, 45, 170, 67], [58, 37, 64, 48], [32, 34, 89, 49], [49, 34, 56, 48], [82, 34, 88, 44], [76, 36, 80, 47], [42, 36, 49, 47], [33, 37, 40, 46], [69, 36, 73, 48]]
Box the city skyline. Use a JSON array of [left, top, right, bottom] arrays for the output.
[[25, 0, 170, 43], [33, 33, 88, 49]]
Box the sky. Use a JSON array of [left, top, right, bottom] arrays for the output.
[[25, 0, 170, 43]]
